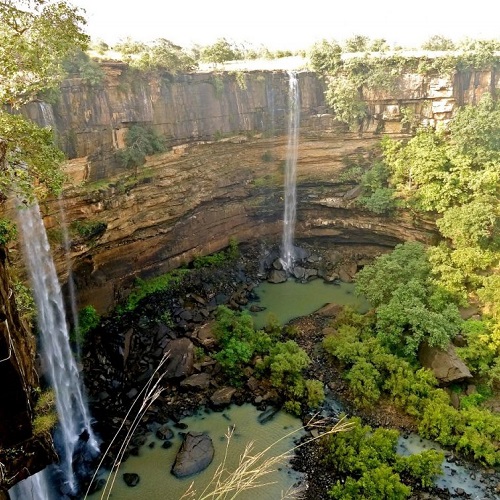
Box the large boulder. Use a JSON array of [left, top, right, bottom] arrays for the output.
[[180, 373, 211, 391], [418, 342, 472, 385], [164, 338, 195, 379], [171, 432, 214, 478], [267, 269, 287, 283], [210, 387, 237, 408]]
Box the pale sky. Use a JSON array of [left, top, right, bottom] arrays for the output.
[[72, 0, 499, 51]]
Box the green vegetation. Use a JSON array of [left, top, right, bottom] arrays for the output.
[[118, 269, 190, 314], [115, 38, 197, 73], [200, 38, 243, 65], [213, 306, 324, 413], [70, 219, 107, 240], [322, 417, 442, 499], [33, 389, 57, 435], [115, 124, 166, 171], [355, 242, 462, 356], [0, 218, 17, 245], [310, 35, 500, 129], [72, 305, 100, 344], [0, 1, 88, 202], [357, 161, 397, 215], [62, 48, 104, 86], [193, 238, 239, 268], [12, 280, 36, 323], [323, 309, 500, 465]]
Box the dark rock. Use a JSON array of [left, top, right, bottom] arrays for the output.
[[249, 305, 266, 313], [180, 373, 211, 390], [210, 387, 237, 408], [123, 473, 140, 487], [156, 424, 174, 440], [452, 333, 467, 348], [292, 266, 305, 279], [164, 338, 195, 378], [272, 259, 283, 270], [304, 268, 318, 281], [343, 184, 363, 200], [315, 303, 343, 318], [267, 269, 287, 283], [258, 407, 280, 424], [418, 342, 472, 385], [126, 388, 138, 399], [174, 422, 188, 430], [171, 432, 214, 478], [162, 440, 173, 449]]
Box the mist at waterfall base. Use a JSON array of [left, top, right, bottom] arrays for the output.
[[281, 71, 300, 271], [11, 202, 99, 499]]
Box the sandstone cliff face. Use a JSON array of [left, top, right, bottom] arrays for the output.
[[15, 65, 498, 313]]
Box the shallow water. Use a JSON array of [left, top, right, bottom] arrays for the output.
[[90, 404, 305, 500], [397, 433, 495, 498], [249, 279, 370, 329]]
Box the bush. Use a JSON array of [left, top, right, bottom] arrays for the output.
[[0, 218, 17, 245], [116, 124, 166, 170], [323, 417, 442, 499], [73, 305, 100, 344]]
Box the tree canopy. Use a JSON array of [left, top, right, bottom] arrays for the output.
[[0, 0, 88, 201]]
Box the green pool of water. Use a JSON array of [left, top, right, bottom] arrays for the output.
[[249, 279, 370, 329], [90, 404, 304, 500]]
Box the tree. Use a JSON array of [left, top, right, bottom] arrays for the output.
[[355, 242, 462, 357], [0, 0, 88, 107], [309, 39, 342, 73], [344, 34, 370, 53], [200, 38, 242, 65], [0, 0, 88, 201], [421, 35, 456, 51]]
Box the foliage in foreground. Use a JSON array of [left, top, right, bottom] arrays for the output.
[[213, 306, 324, 414], [323, 308, 500, 465], [322, 417, 443, 499], [355, 242, 462, 357]]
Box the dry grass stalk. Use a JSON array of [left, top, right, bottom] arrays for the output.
[[83, 352, 170, 500]]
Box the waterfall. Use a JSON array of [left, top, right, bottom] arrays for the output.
[[57, 196, 81, 358], [9, 469, 52, 500], [38, 102, 56, 129], [281, 71, 300, 270], [16, 202, 99, 496]]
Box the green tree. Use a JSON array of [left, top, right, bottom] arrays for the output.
[[132, 38, 197, 73], [0, 0, 88, 201], [0, 0, 88, 106], [200, 38, 242, 65], [421, 35, 456, 51], [309, 39, 342, 73], [115, 124, 166, 172]]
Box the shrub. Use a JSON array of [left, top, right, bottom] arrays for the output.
[[73, 305, 100, 344], [116, 124, 166, 170], [0, 218, 17, 245]]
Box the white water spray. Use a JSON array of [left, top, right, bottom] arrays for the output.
[[281, 71, 300, 270], [9, 469, 52, 500], [16, 202, 98, 495]]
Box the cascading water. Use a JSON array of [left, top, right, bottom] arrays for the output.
[[38, 102, 56, 129], [281, 71, 300, 271], [10, 469, 52, 500], [15, 202, 99, 496]]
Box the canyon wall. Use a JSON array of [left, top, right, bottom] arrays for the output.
[[13, 64, 500, 315]]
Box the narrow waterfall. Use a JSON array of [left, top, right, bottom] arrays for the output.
[[57, 197, 81, 358], [9, 469, 51, 500], [16, 202, 98, 496], [281, 71, 300, 270], [38, 102, 56, 129]]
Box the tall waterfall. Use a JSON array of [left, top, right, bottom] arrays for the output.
[[281, 71, 300, 270], [16, 202, 98, 496]]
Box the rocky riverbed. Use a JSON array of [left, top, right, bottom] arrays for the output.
[[80, 241, 500, 499]]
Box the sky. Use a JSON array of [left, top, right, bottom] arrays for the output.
[[71, 0, 500, 51]]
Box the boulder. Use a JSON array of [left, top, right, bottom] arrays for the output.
[[267, 269, 287, 283], [171, 432, 214, 478], [210, 387, 237, 408], [164, 338, 195, 378], [315, 303, 343, 318], [418, 342, 472, 385], [122, 473, 140, 487], [156, 424, 174, 440], [195, 322, 217, 348], [180, 373, 211, 391]]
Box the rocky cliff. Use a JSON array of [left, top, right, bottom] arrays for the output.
[[12, 64, 499, 314]]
